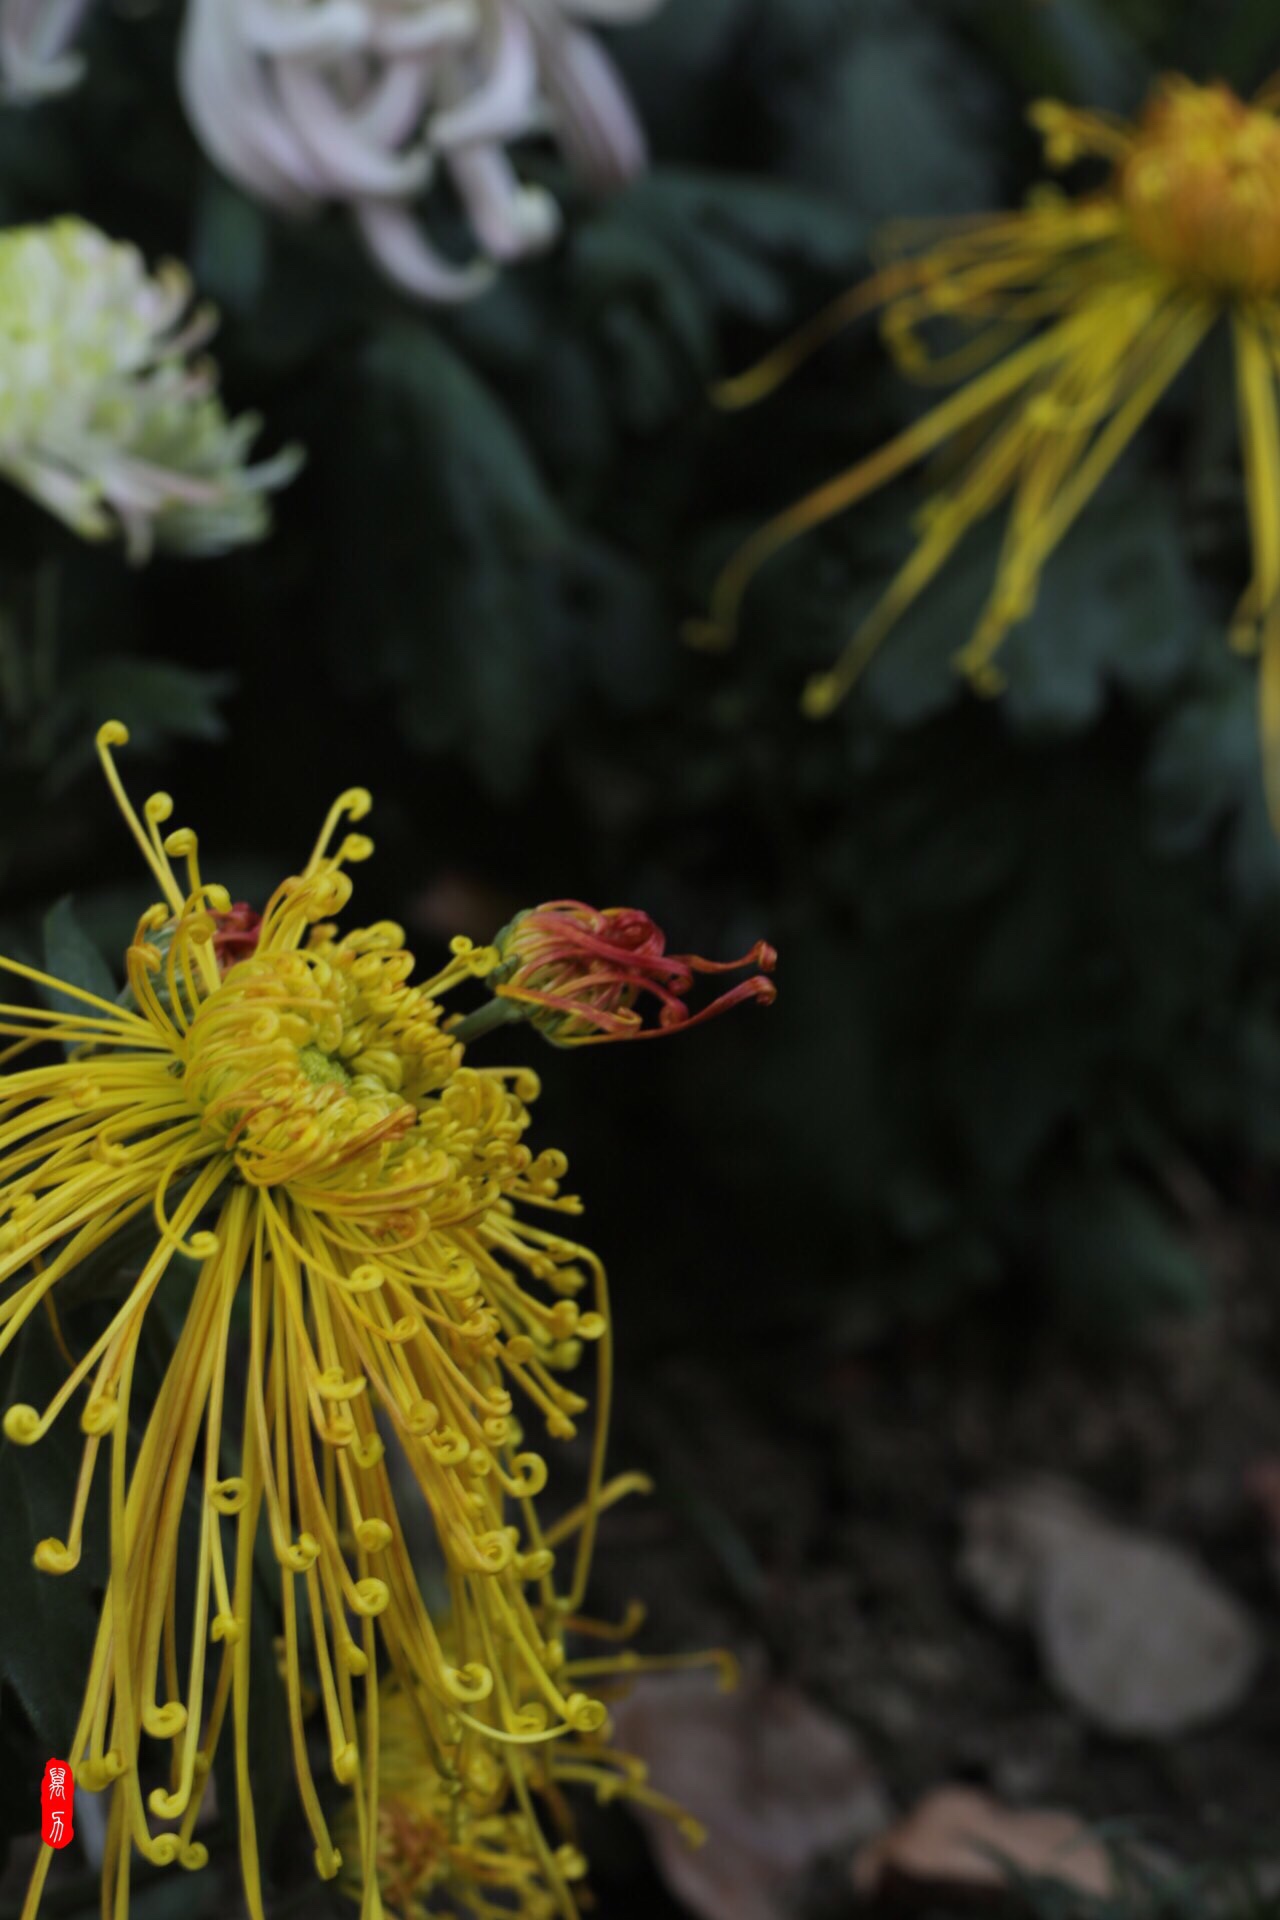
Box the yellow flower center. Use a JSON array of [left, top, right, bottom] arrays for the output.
[[1119, 80, 1280, 296], [184, 920, 459, 1189]]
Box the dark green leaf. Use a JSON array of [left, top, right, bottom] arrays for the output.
[[0, 1318, 104, 1749], [1038, 1172, 1208, 1334], [60, 658, 233, 750], [41, 896, 117, 1023]]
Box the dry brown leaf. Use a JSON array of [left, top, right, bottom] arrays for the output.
[[1245, 1457, 1280, 1588], [961, 1477, 1260, 1737], [852, 1785, 1115, 1904], [610, 1667, 890, 1920]]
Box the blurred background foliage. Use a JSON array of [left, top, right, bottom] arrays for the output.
[[4, 0, 1280, 1394]]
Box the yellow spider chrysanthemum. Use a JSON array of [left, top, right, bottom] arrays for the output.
[[5, 724, 618, 1920], [338, 1537, 729, 1920], [696, 74, 1280, 810]]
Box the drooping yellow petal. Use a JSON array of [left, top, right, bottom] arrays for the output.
[[691, 303, 1104, 658], [1232, 313, 1280, 640]]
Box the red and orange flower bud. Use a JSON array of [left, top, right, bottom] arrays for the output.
[[488, 900, 777, 1045]]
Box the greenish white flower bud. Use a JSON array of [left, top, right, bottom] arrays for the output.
[[0, 217, 300, 558]]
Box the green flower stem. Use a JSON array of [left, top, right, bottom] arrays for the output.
[[451, 993, 527, 1047]]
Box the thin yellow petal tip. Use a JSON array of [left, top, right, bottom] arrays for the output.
[[956, 655, 1008, 698], [3, 1404, 40, 1444], [710, 371, 768, 412], [800, 674, 840, 719]]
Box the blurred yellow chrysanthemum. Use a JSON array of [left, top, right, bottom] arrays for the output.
[[338, 1564, 730, 1920], [0, 217, 299, 557], [696, 75, 1280, 810], [6, 724, 617, 1920]]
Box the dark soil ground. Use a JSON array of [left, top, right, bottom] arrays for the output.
[[588, 1203, 1280, 1916]]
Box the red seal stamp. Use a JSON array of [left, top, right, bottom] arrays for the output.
[[40, 1759, 73, 1850]]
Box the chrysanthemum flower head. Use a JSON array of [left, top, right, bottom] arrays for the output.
[[697, 72, 1280, 816], [1110, 81, 1280, 294], [0, 217, 300, 558], [179, 0, 665, 303], [7, 723, 625, 1919], [480, 901, 777, 1046]]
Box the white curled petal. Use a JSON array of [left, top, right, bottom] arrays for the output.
[[429, 4, 540, 151], [95, 454, 224, 511], [448, 144, 561, 260], [345, 55, 433, 147], [0, 0, 95, 98], [555, 0, 664, 18], [534, 19, 646, 186], [274, 61, 431, 196], [236, 0, 370, 58], [1, 453, 102, 536], [0, 44, 81, 96], [179, 0, 329, 210], [369, 0, 477, 57], [353, 199, 496, 302]]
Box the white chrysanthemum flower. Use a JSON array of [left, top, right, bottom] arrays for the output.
[[179, 0, 664, 302], [0, 0, 94, 99], [0, 218, 300, 558]]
